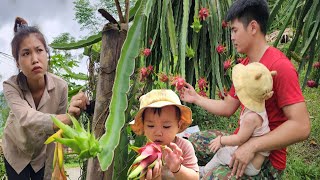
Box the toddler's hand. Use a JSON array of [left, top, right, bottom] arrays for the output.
[[140, 159, 162, 180], [208, 135, 222, 153], [163, 143, 183, 173]]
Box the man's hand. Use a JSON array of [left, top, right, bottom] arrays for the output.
[[180, 83, 199, 104], [208, 136, 222, 153], [229, 142, 255, 178]]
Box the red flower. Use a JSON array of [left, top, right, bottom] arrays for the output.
[[142, 48, 151, 57], [313, 62, 320, 69], [216, 45, 225, 54], [149, 38, 153, 46], [224, 59, 232, 71], [197, 78, 208, 91], [307, 80, 317, 88], [199, 7, 209, 21], [159, 73, 169, 82], [222, 21, 228, 29]]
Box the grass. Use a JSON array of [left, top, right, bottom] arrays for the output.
[[283, 87, 320, 179], [192, 86, 320, 179]]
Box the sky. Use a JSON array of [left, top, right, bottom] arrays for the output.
[[0, 0, 94, 91]]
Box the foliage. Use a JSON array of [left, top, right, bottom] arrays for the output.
[[45, 0, 320, 178], [283, 88, 320, 179], [97, 0, 155, 171], [190, 104, 239, 133], [74, 0, 103, 33], [0, 155, 5, 179], [0, 93, 9, 137], [49, 33, 89, 99]]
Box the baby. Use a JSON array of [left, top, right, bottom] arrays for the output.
[[200, 62, 276, 177], [130, 89, 199, 179]]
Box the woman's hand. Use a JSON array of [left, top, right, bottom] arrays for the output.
[[179, 83, 199, 104], [163, 143, 183, 173], [208, 136, 222, 153], [68, 91, 89, 118]]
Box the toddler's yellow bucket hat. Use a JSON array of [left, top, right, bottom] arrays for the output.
[[130, 89, 192, 135], [232, 62, 275, 112]]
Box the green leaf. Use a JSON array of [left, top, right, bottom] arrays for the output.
[[50, 32, 102, 50], [97, 0, 156, 171], [179, 0, 190, 78]]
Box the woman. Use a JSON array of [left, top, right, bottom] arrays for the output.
[[2, 17, 88, 180]]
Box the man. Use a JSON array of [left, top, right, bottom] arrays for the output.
[[180, 0, 310, 179]]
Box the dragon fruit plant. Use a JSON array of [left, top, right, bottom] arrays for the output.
[[128, 141, 163, 179], [45, 115, 101, 160]]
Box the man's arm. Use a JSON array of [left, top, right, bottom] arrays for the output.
[[250, 102, 310, 151], [181, 83, 240, 117]]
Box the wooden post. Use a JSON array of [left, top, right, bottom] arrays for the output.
[[86, 23, 127, 180]]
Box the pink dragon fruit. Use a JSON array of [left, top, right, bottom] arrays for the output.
[[216, 44, 225, 54], [197, 77, 208, 91], [171, 76, 186, 93], [222, 20, 228, 29], [199, 7, 209, 21], [198, 90, 207, 97], [142, 48, 151, 57], [313, 62, 320, 69], [159, 72, 169, 82], [128, 142, 163, 179], [307, 80, 317, 88], [223, 59, 232, 71], [140, 67, 149, 82]]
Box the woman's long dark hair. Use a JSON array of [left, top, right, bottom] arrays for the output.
[[11, 17, 50, 64]]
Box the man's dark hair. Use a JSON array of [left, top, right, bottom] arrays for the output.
[[226, 0, 269, 35]]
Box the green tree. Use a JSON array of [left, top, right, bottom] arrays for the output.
[[0, 93, 9, 137]]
